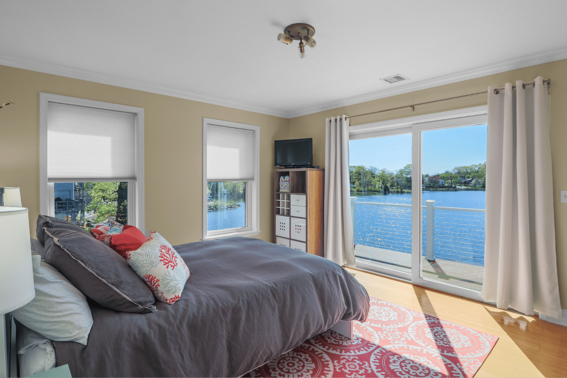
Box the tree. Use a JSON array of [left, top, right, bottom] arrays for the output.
[[86, 182, 120, 223], [399, 164, 411, 188], [439, 171, 452, 186], [429, 175, 440, 188], [115, 182, 128, 224]]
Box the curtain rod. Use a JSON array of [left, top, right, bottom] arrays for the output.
[[0, 100, 15, 110], [346, 79, 551, 119]]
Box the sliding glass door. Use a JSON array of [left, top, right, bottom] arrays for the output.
[[350, 133, 413, 280], [350, 108, 488, 300]]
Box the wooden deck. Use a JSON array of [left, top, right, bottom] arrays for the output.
[[355, 244, 484, 291]]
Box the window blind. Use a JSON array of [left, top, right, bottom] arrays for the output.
[[47, 102, 136, 181], [207, 125, 255, 181]]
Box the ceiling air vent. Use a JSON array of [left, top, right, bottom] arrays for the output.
[[380, 74, 409, 84]]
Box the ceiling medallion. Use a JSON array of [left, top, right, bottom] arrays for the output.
[[277, 23, 316, 59]]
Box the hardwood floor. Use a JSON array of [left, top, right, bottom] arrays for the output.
[[346, 267, 567, 377]]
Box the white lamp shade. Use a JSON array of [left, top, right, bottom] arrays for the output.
[[0, 187, 22, 207], [0, 207, 35, 314]]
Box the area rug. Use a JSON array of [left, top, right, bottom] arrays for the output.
[[248, 297, 498, 378]]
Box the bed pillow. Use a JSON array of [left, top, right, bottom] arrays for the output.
[[43, 228, 157, 313], [108, 225, 147, 260], [16, 323, 56, 377], [90, 222, 125, 244], [30, 238, 46, 258], [11, 255, 93, 345], [36, 214, 88, 245], [89, 225, 110, 239], [127, 231, 190, 305]]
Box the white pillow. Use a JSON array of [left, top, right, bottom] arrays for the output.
[[12, 255, 93, 345], [17, 324, 56, 377]]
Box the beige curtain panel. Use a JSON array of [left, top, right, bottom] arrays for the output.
[[324, 116, 355, 266], [482, 76, 562, 319]]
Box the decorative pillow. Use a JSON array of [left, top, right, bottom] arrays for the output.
[[90, 222, 124, 244], [36, 214, 88, 245], [107, 225, 147, 260], [44, 228, 157, 313], [107, 222, 124, 235], [127, 232, 190, 305], [89, 225, 110, 239], [12, 255, 93, 345]]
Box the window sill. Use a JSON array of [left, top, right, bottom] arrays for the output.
[[202, 229, 261, 241]]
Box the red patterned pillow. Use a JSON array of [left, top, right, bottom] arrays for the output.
[[90, 222, 125, 245], [108, 225, 147, 260], [127, 232, 190, 304], [90, 225, 110, 240]]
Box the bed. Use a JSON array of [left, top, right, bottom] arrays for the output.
[[48, 237, 369, 377]]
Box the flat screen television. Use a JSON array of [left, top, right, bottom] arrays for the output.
[[274, 138, 313, 168]]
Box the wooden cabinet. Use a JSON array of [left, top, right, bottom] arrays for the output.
[[274, 168, 324, 257]]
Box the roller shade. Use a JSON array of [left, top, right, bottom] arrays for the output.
[[207, 125, 255, 181], [47, 102, 136, 181]]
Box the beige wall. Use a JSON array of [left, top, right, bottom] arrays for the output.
[[288, 58, 567, 309], [3, 58, 567, 308], [0, 64, 290, 245]]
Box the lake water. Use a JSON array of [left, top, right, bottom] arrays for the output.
[[207, 202, 246, 231], [352, 191, 486, 266], [208, 191, 486, 266]]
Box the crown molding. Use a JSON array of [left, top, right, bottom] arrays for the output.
[[286, 45, 567, 118], [2, 45, 567, 120], [0, 54, 289, 118]]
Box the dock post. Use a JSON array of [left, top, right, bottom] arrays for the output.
[[425, 200, 435, 261]]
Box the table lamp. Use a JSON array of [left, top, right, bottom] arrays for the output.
[[0, 188, 21, 207], [0, 207, 35, 378]]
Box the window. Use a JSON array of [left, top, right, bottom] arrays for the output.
[[202, 118, 259, 239], [40, 93, 144, 231]]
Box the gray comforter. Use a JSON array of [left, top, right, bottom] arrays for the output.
[[53, 237, 369, 377]]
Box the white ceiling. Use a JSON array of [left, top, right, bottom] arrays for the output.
[[2, 1, 567, 118]]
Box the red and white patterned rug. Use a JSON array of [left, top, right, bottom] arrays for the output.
[[249, 297, 498, 378]]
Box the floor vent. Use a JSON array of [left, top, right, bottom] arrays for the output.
[[381, 74, 409, 84]]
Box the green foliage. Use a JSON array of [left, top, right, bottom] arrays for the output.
[[85, 182, 127, 223], [351, 162, 486, 193], [349, 165, 412, 193], [207, 182, 246, 203]]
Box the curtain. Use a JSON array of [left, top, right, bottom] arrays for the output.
[[482, 76, 562, 319], [324, 116, 355, 266]]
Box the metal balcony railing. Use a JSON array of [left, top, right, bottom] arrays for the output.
[[351, 198, 486, 266]]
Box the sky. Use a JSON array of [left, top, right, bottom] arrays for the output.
[[349, 124, 487, 175]]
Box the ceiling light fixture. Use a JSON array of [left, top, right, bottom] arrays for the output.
[[277, 23, 316, 59]]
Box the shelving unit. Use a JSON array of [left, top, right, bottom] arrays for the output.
[[274, 168, 324, 256]]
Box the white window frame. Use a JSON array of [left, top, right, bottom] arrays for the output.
[[39, 93, 145, 231], [349, 105, 488, 302], [202, 118, 260, 240]]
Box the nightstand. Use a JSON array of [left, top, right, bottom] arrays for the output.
[[27, 365, 71, 378]]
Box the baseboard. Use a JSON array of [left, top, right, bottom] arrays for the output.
[[539, 310, 567, 326]]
